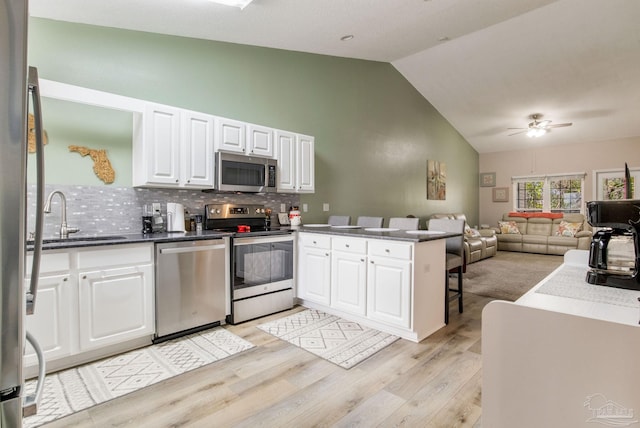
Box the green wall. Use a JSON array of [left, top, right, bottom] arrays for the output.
[[28, 18, 479, 226]]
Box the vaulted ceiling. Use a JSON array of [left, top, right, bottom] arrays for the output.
[[31, 0, 640, 153]]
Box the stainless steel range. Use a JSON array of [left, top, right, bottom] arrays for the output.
[[205, 204, 294, 324]]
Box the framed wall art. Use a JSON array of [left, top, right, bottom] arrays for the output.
[[427, 159, 446, 200], [492, 187, 509, 202], [480, 172, 496, 187]]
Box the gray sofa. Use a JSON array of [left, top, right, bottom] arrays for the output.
[[492, 213, 593, 255], [429, 213, 497, 265]]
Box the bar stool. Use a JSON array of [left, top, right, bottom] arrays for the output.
[[328, 215, 351, 226], [388, 217, 419, 230], [428, 218, 465, 324], [356, 216, 384, 228]]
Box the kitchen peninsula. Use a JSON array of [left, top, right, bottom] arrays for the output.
[[296, 226, 458, 342]]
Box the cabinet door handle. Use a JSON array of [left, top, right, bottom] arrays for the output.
[[159, 244, 226, 254], [82, 275, 87, 279], [175, 179, 179, 183], [63, 277, 68, 282], [325, 253, 329, 257], [385, 249, 390, 253], [360, 258, 365, 262], [345, 244, 350, 248]]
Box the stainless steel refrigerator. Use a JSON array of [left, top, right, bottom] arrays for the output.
[[1, 0, 46, 426]]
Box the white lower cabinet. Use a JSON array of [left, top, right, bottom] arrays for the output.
[[297, 233, 331, 306], [299, 247, 331, 306], [24, 272, 73, 368], [331, 251, 367, 316], [367, 255, 411, 328], [297, 232, 445, 342], [331, 237, 367, 316], [78, 264, 154, 352], [25, 243, 154, 373]]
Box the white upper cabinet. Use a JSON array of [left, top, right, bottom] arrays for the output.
[[217, 119, 274, 158], [275, 130, 296, 191], [246, 123, 274, 157], [275, 130, 315, 193], [182, 111, 215, 188], [137, 104, 181, 186], [297, 134, 315, 193], [133, 104, 214, 189], [215, 117, 246, 154]]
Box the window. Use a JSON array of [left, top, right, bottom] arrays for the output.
[[550, 178, 582, 212], [516, 180, 543, 211], [512, 173, 585, 214]]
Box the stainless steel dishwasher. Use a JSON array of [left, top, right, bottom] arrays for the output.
[[154, 237, 229, 342]]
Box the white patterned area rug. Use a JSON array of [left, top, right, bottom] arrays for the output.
[[23, 327, 254, 428], [257, 309, 399, 369]]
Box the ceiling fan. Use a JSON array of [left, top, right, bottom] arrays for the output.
[[508, 114, 573, 138]]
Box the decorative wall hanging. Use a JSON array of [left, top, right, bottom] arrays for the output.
[[68, 145, 115, 184], [480, 172, 496, 187], [27, 113, 48, 153], [492, 187, 509, 202], [427, 159, 446, 200]]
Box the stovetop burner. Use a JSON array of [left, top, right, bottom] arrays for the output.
[[205, 203, 289, 237]]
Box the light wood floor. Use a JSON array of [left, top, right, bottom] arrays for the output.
[[42, 294, 493, 428]]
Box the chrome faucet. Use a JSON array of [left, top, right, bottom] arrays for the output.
[[43, 190, 79, 238]]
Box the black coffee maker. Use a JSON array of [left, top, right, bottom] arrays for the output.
[[585, 199, 640, 290]]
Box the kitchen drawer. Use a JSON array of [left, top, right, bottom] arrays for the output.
[[368, 240, 413, 260], [299, 233, 331, 250], [78, 243, 154, 269], [332, 237, 366, 254], [27, 250, 70, 276]]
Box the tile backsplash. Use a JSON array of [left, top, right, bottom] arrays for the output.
[[27, 184, 300, 238]]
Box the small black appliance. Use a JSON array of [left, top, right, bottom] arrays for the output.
[[585, 199, 640, 290]]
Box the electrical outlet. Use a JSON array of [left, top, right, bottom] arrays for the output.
[[280, 204, 286, 213], [152, 202, 161, 213], [303, 204, 308, 212], [323, 203, 330, 212]]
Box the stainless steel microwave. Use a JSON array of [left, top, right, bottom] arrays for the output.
[[215, 152, 277, 193]]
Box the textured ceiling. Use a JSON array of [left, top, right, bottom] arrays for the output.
[[31, 0, 640, 153]]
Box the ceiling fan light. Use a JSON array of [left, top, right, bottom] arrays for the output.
[[527, 128, 547, 138]]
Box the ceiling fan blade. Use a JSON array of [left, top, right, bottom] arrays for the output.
[[547, 122, 572, 128], [507, 127, 527, 130], [508, 130, 528, 136]]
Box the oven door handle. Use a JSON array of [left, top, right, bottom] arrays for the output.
[[233, 235, 294, 246], [159, 244, 226, 255]]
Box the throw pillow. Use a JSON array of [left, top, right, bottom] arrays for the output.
[[556, 221, 582, 237], [466, 228, 481, 238], [498, 221, 520, 234]]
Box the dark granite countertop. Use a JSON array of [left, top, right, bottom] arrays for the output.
[[30, 225, 456, 250], [295, 225, 461, 242], [31, 228, 291, 251]]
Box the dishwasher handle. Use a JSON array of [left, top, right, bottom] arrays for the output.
[[159, 244, 227, 255]]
